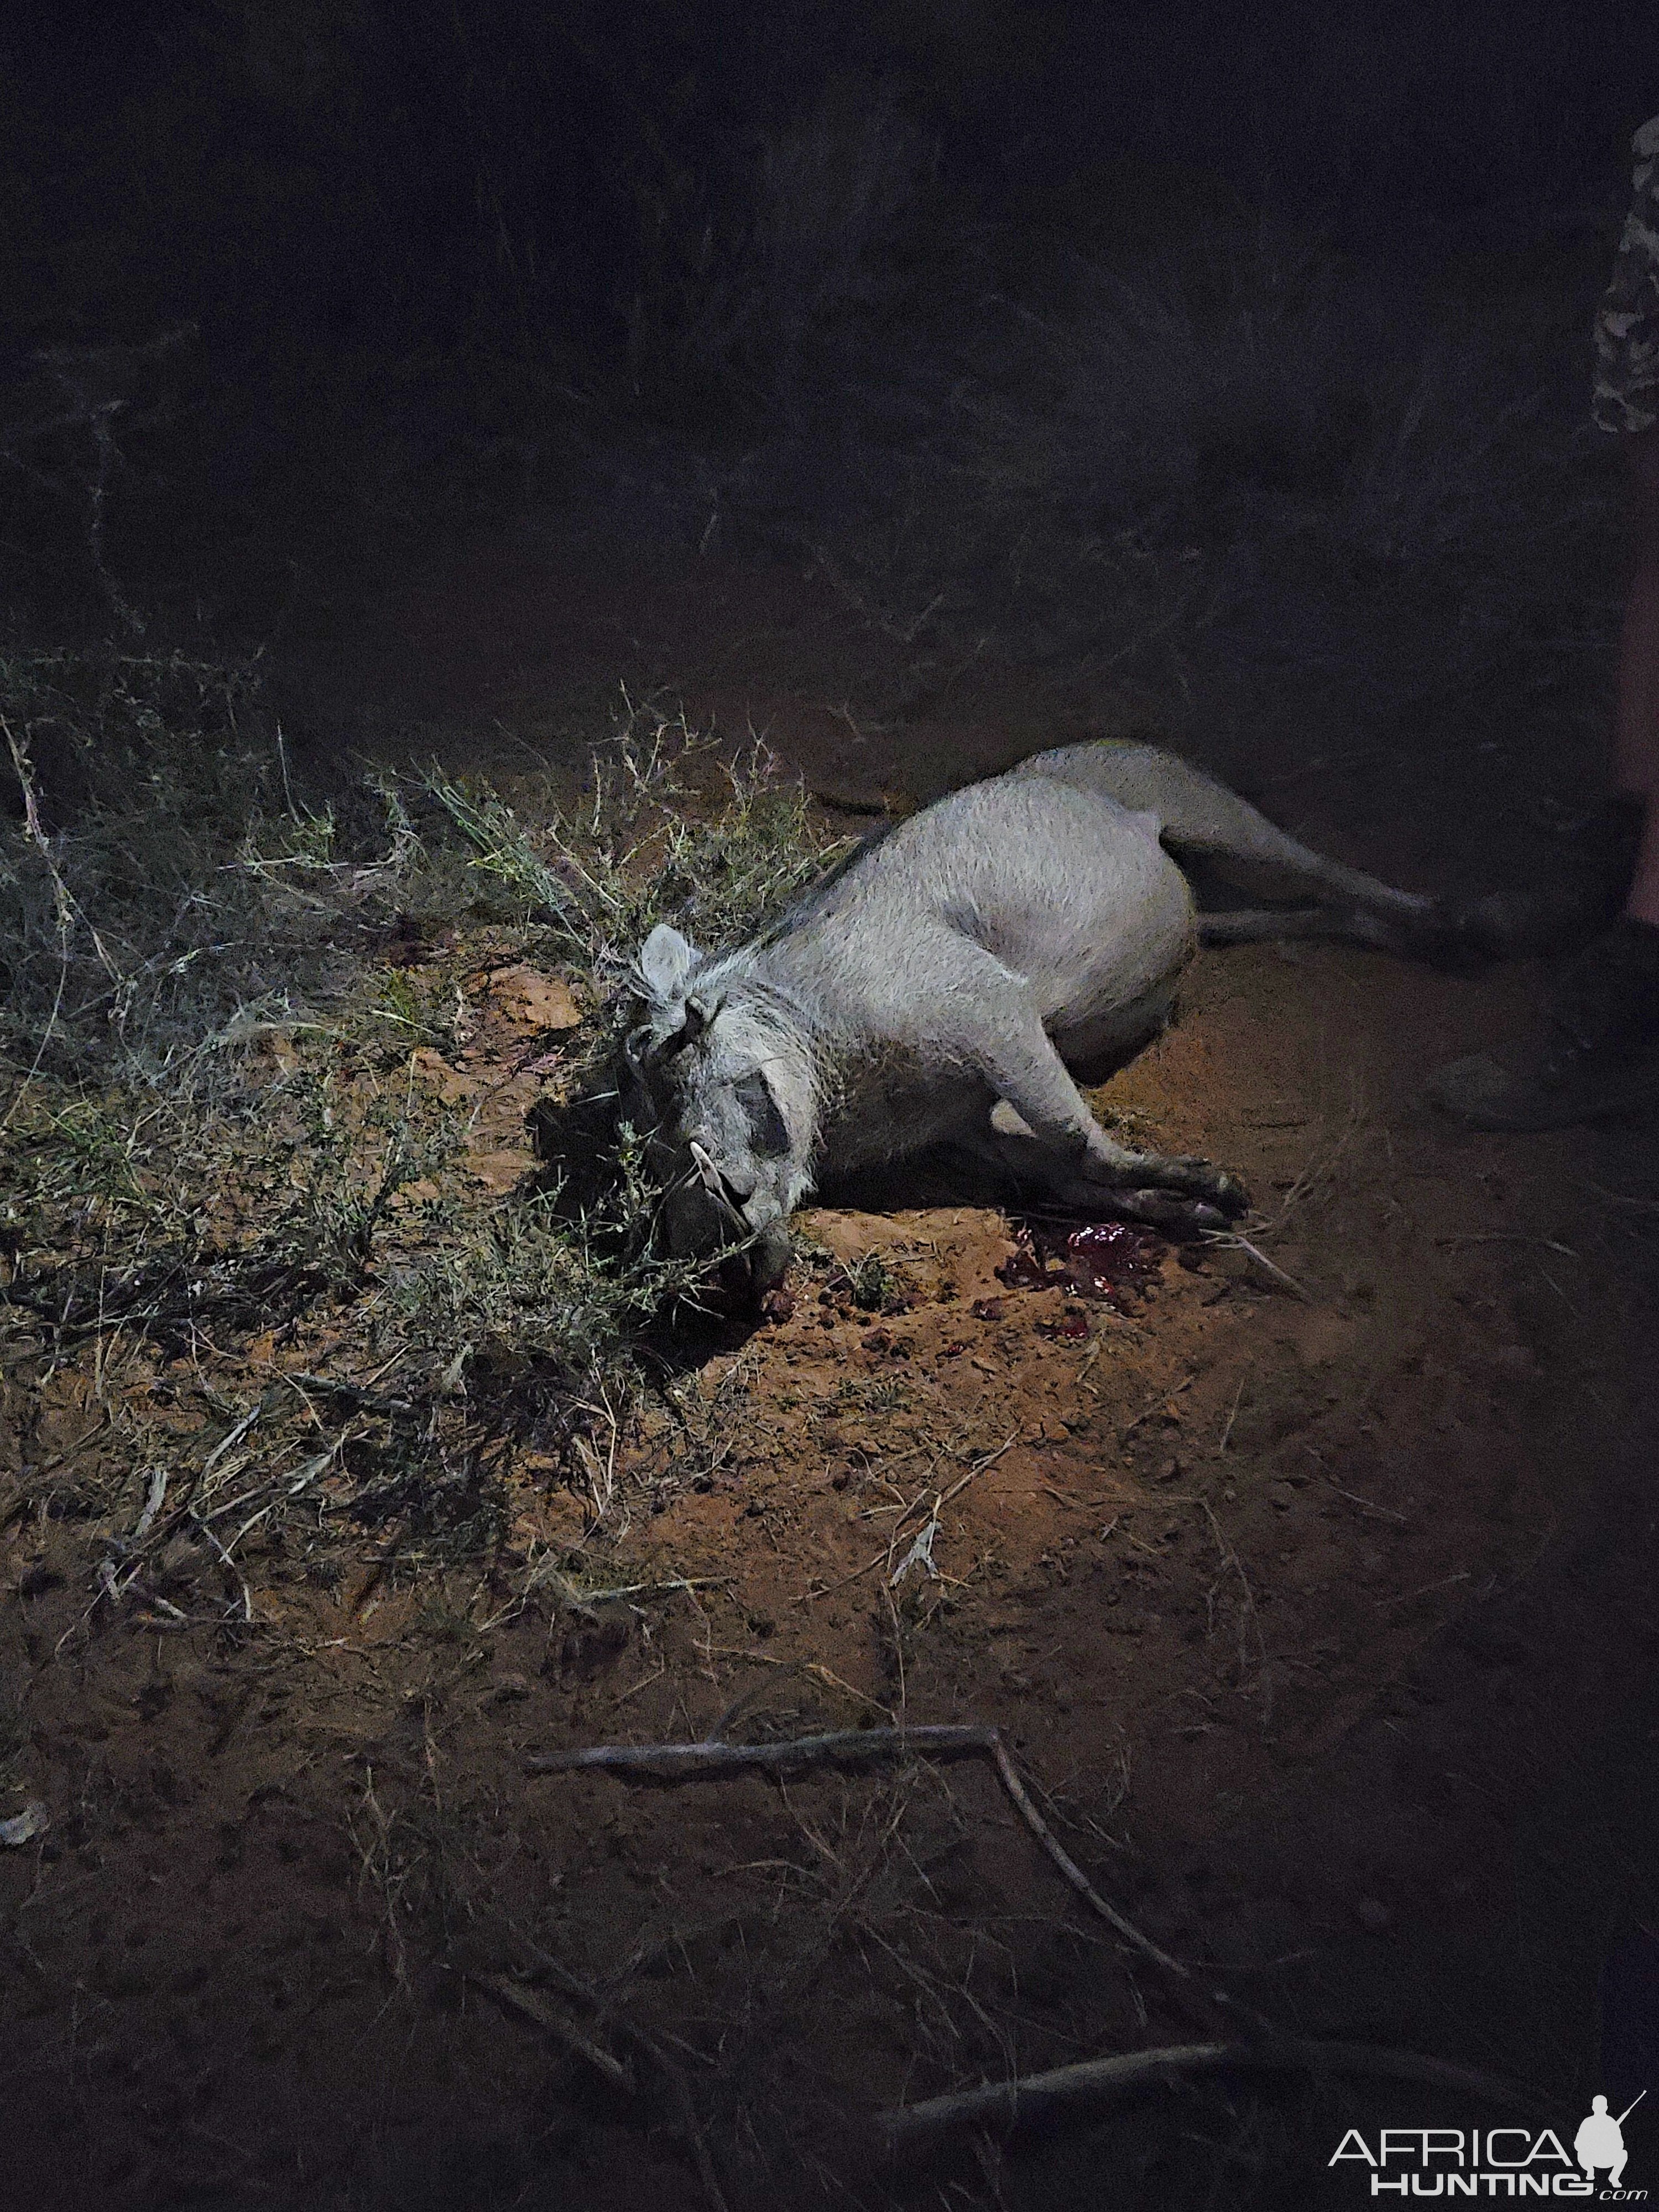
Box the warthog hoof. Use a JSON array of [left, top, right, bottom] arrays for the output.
[[1112, 1189, 1236, 1238], [1423, 891, 1583, 966], [1154, 1157, 1251, 1218]]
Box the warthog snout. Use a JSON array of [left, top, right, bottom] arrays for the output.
[[655, 1138, 796, 1298]]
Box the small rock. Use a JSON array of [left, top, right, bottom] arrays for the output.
[[0, 1801, 49, 1848]]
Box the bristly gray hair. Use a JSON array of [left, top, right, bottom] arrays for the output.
[[687, 956, 835, 1114]]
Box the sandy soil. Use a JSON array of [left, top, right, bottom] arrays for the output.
[[2, 530, 1656, 2211]]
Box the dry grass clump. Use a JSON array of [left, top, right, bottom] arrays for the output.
[[0, 664, 839, 1629], [433, 719, 847, 1080]]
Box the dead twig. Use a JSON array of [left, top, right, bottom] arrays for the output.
[[202, 1402, 263, 1479], [1204, 1232, 1312, 1300], [1214, 1371, 1249, 1457], [1435, 1232, 1579, 1258], [471, 1972, 635, 2093], [1199, 1499, 1265, 1705], [186, 1510, 253, 1624], [1327, 1480, 1408, 1525], [797, 1434, 1018, 1604], [528, 1722, 1185, 1979], [983, 1734, 1187, 1978], [933, 1433, 1018, 1512], [655, 2038, 734, 2212], [132, 1465, 168, 1541], [1583, 1181, 1659, 1213], [877, 2038, 1528, 2162]]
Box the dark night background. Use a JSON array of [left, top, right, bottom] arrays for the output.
[[3, 7, 1659, 2211], [4, 2, 1655, 503], [7, 1, 1655, 345]]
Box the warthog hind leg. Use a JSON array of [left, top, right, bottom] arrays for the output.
[[1019, 742, 1449, 956], [1197, 906, 1406, 948]]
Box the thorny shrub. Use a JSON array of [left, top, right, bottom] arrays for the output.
[[0, 658, 841, 1626]]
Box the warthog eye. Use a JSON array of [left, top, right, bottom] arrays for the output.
[[733, 1071, 790, 1157]]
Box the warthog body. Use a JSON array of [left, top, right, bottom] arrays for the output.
[[619, 740, 1450, 1293]]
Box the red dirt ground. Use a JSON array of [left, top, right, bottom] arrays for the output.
[[2, 528, 1656, 2210]]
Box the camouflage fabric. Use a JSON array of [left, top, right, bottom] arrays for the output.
[[1593, 115, 1659, 435]]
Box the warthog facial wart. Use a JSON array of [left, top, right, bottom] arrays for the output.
[[616, 740, 1486, 1300]]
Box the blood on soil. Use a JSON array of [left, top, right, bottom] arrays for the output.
[[996, 1215, 1167, 1315]]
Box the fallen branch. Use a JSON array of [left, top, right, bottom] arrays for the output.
[[983, 1734, 1187, 1978], [877, 2038, 1528, 2162], [528, 1723, 996, 1781], [472, 1973, 635, 2093], [529, 1722, 1184, 1978]]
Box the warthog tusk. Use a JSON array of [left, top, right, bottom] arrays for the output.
[[687, 1142, 749, 1230]]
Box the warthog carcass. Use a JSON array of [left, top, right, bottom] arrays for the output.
[[618, 739, 1473, 1297]]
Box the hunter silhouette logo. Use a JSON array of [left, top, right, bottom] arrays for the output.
[[1575, 2094, 1644, 2192]]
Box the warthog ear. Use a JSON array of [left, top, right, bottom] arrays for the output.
[[637, 923, 700, 1004]]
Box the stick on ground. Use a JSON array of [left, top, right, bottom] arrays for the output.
[[528, 1723, 998, 1781], [877, 2038, 1529, 2162], [471, 1973, 635, 2093], [528, 1721, 1185, 1978]]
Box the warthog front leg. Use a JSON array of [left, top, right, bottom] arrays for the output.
[[959, 1003, 1249, 1232]]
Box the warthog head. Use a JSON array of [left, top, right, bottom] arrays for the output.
[[618, 924, 813, 1297]]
